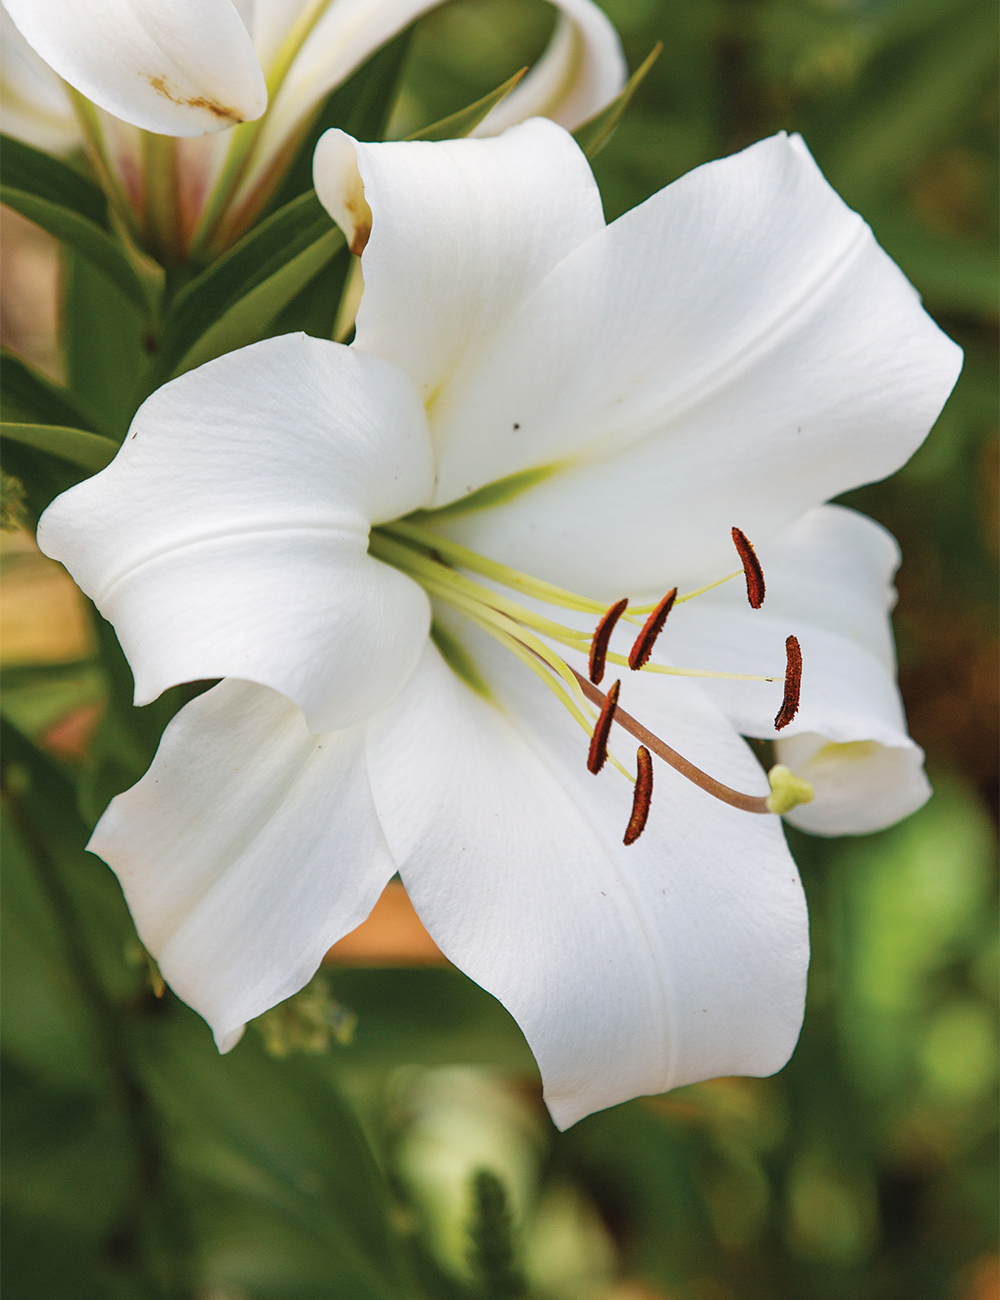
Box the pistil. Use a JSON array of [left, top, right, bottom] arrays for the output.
[[370, 520, 814, 834], [572, 669, 772, 815]]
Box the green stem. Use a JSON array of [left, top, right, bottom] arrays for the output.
[[2, 786, 197, 1299]]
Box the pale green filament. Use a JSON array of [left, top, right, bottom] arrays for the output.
[[370, 524, 784, 792], [373, 524, 779, 683]]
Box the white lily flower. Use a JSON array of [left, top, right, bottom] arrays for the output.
[[1, 0, 625, 254], [37, 123, 961, 1127]]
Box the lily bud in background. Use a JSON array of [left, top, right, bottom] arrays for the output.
[[1, 0, 625, 260]]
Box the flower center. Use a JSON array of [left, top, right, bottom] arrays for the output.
[[369, 518, 813, 844]]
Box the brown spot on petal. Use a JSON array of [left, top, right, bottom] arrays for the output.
[[349, 223, 370, 256], [147, 76, 244, 124]]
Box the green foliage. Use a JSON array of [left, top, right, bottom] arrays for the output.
[[573, 42, 662, 158], [0, 186, 155, 315], [0, 135, 110, 228], [406, 68, 528, 141], [151, 191, 344, 383], [467, 1171, 527, 1299], [1, 422, 119, 471]]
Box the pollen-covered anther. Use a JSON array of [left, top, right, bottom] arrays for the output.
[[731, 527, 765, 608], [628, 587, 677, 670], [774, 635, 802, 731], [587, 679, 620, 775], [589, 597, 629, 684], [623, 746, 653, 844]]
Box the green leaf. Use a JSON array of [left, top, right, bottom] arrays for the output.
[[0, 352, 99, 431], [819, 0, 997, 207], [76, 613, 205, 829], [405, 67, 528, 141], [0, 134, 109, 229], [573, 43, 662, 159], [324, 968, 537, 1073], [63, 254, 149, 440], [170, 226, 344, 378], [152, 191, 343, 383], [1, 423, 118, 472], [560, 1101, 713, 1288], [0, 187, 153, 317], [869, 212, 999, 319], [139, 1008, 414, 1299], [0, 361, 102, 520]]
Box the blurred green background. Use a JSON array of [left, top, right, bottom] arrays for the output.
[[1, 0, 997, 1297]]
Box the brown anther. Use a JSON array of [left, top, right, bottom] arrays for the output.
[[731, 527, 765, 608], [628, 587, 677, 670], [774, 635, 802, 730], [624, 746, 653, 844], [587, 679, 620, 774], [589, 597, 629, 684]]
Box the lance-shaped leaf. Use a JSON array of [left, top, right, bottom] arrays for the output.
[[170, 227, 345, 377], [0, 187, 155, 318], [152, 191, 343, 383], [406, 69, 529, 142], [0, 352, 100, 431], [1, 423, 119, 472], [0, 134, 108, 228], [573, 43, 662, 159]]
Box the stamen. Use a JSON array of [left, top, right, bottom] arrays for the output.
[[589, 599, 629, 684], [572, 668, 772, 814], [628, 588, 677, 670], [587, 679, 620, 774], [624, 746, 653, 844], [774, 635, 802, 730], [731, 527, 765, 608]]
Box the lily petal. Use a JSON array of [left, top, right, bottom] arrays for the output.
[[314, 118, 605, 408], [90, 678, 397, 1050], [4, 0, 267, 136], [0, 8, 79, 152], [654, 506, 930, 834], [432, 132, 961, 591], [472, 0, 628, 135], [38, 335, 434, 732], [367, 634, 808, 1129]]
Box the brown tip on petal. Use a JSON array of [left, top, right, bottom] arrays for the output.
[[589, 597, 629, 684], [350, 223, 371, 257], [731, 527, 765, 608], [628, 588, 677, 670], [624, 746, 653, 844], [774, 635, 802, 730], [587, 679, 620, 774]]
